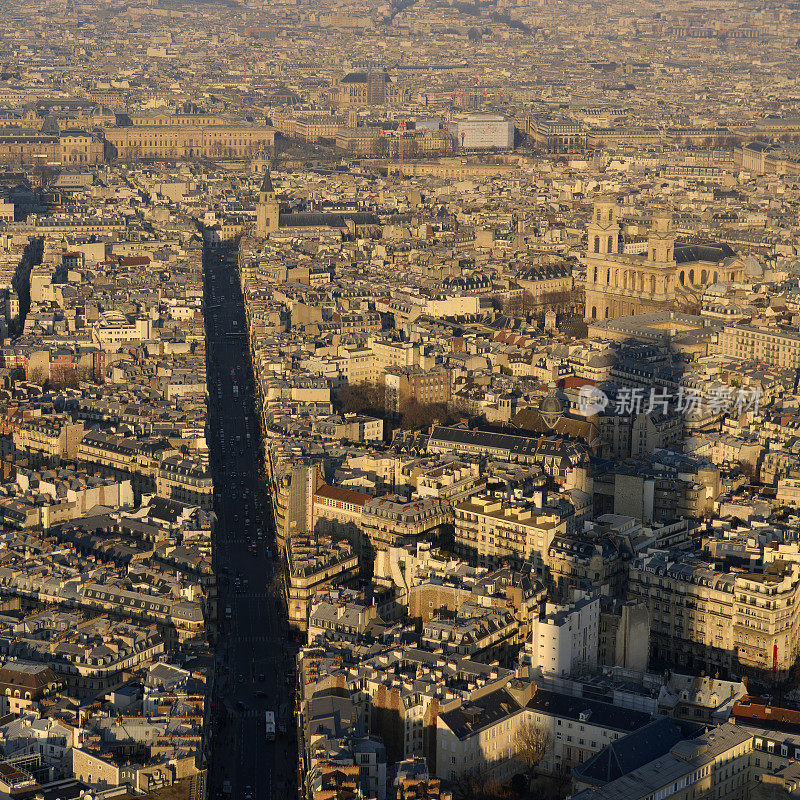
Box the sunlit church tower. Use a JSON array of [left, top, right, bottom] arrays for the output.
[[584, 198, 745, 321], [255, 169, 279, 238]]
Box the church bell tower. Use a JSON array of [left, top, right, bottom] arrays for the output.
[[647, 210, 675, 264], [587, 198, 620, 256], [255, 169, 279, 238]]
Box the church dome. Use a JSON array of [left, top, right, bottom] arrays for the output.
[[539, 392, 565, 428]]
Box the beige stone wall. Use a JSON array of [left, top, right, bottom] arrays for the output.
[[105, 125, 275, 161], [72, 748, 121, 788]]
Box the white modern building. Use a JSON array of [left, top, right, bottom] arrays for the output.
[[524, 594, 600, 678], [449, 115, 514, 150]]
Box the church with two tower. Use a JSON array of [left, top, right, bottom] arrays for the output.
[[584, 199, 746, 321]]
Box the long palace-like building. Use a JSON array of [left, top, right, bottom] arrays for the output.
[[104, 113, 276, 161], [584, 199, 746, 320]]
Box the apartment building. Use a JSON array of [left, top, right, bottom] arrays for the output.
[[407, 565, 545, 644], [360, 495, 452, 556], [307, 739, 387, 800], [91, 312, 152, 351], [270, 460, 322, 552], [415, 462, 482, 503], [572, 721, 755, 800], [0, 569, 203, 650], [286, 533, 359, 631], [0, 609, 165, 698], [332, 312, 382, 336], [315, 413, 383, 443], [515, 263, 574, 309], [599, 409, 684, 460], [155, 456, 214, 510], [307, 590, 385, 644], [293, 116, 346, 142], [544, 530, 629, 601], [312, 483, 371, 549], [428, 426, 590, 487], [395, 758, 450, 800], [0, 662, 60, 715], [453, 494, 566, 570], [335, 127, 383, 155], [719, 323, 800, 368], [336, 345, 375, 384], [592, 458, 721, 524], [422, 602, 519, 665], [77, 431, 175, 494], [776, 477, 800, 507], [384, 366, 452, 413], [628, 552, 800, 679], [335, 128, 453, 157], [13, 415, 85, 460], [73, 738, 198, 793], [598, 599, 650, 672], [370, 338, 418, 372], [332, 649, 515, 766]]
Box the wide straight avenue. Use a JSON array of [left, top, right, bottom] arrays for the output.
[[203, 241, 297, 800]]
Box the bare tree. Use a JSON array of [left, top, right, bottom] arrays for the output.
[[513, 720, 552, 781], [335, 380, 387, 416], [502, 293, 523, 317], [398, 399, 457, 431], [737, 459, 758, 483], [450, 768, 509, 800], [50, 365, 79, 389], [27, 366, 48, 387], [33, 163, 54, 187], [76, 364, 94, 384]]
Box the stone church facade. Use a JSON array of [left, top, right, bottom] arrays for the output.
[[584, 199, 746, 321]]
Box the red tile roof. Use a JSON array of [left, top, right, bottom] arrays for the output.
[[732, 696, 800, 731], [314, 484, 371, 506], [558, 376, 596, 389]]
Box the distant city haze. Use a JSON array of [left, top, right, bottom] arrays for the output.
[[0, 2, 796, 800]]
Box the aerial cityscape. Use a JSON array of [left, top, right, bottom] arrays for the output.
[[0, 0, 798, 799]]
